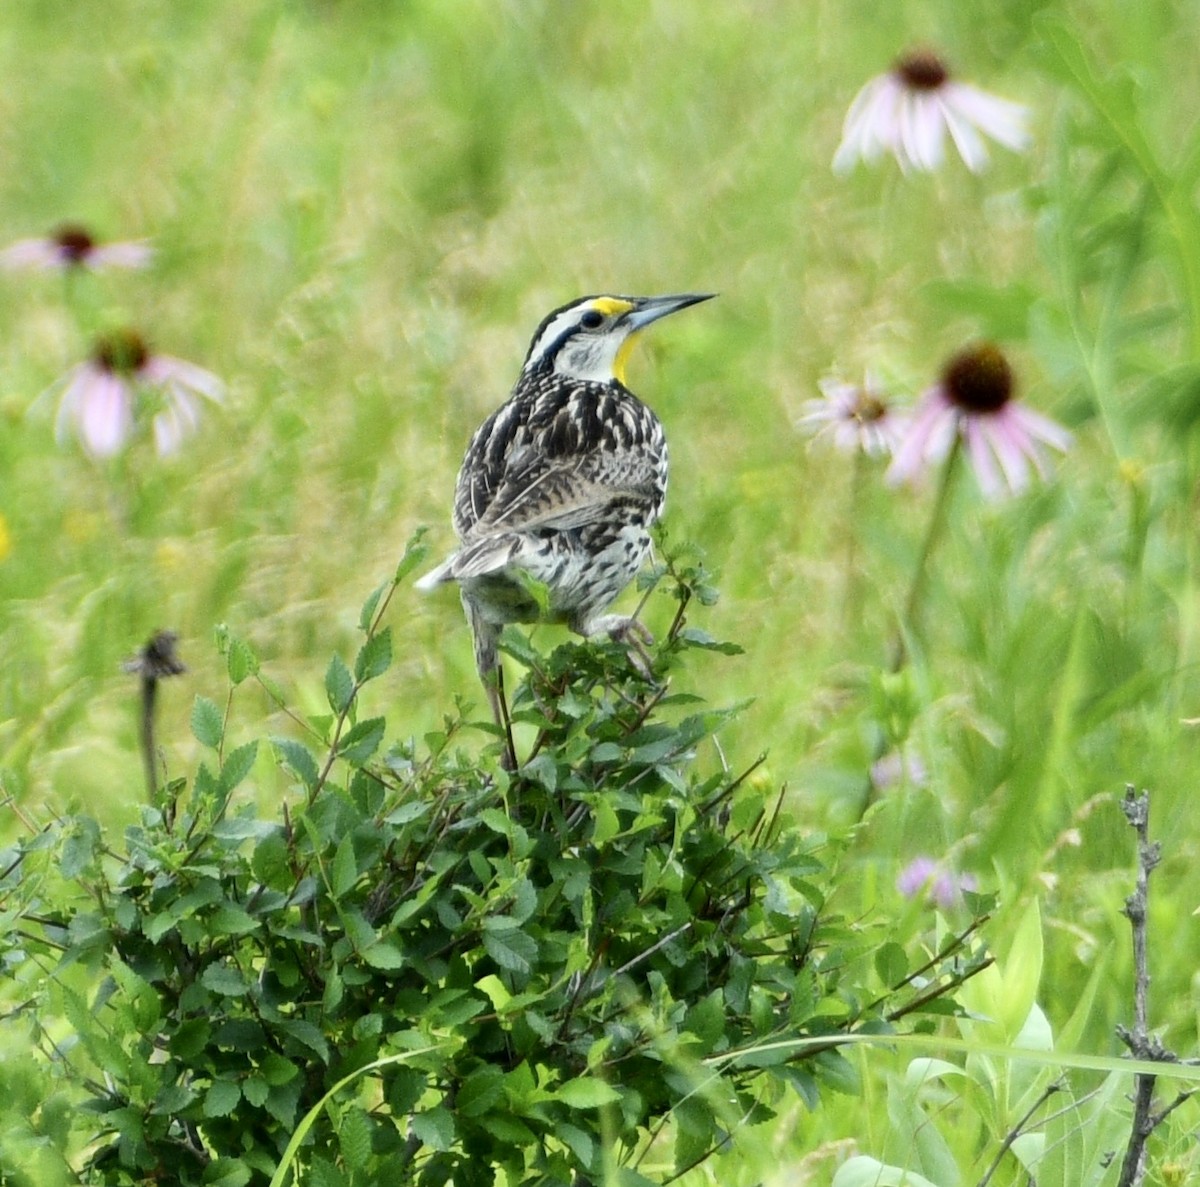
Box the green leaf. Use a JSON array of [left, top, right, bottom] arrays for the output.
[[202, 1158, 253, 1187], [557, 1121, 595, 1167], [307, 1156, 346, 1187], [338, 1106, 373, 1171], [555, 1077, 622, 1108], [61, 817, 100, 878], [171, 1018, 211, 1060], [201, 965, 250, 997], [358, 582, 389, 633], [152, 1083, 198, 1115], [218, 741, 259, 796], [242, 1076, 270, 1108], [354, 628, 393, 682], [590, 797, 620, 847], [393, 528, 430, 586], [874, 941, 907, 986], [203, 1080, 241, 1118], [337, 716, 386, 765], [482, 927, 537, 975], [192, 695, 224, 749], [252, 832, 291, 889], [362, 940, 406, 970], [259, 1053, 300, 1087], [325, 654, 355, 714], [832, 1157, 939, 1187], [209, 902, 259, 936], [457, 1066, 505, 1117], [331, 835, 358, 899], [999, 898, 1044, 1042], [225, 636, 259, 685], [410, 1105, 455, 1151], [272, 737, 320, 792], [279, 1018, 330, 1062]]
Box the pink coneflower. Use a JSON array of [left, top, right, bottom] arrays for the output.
[[798, 375, 909, 457], [897, 856, 977, 910], [56, 330, 223, 459], [0, 224, 153, 272], [887, 343, 1071, 498], [833, 49, 1031, 174]]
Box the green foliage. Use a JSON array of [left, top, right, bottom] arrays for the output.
[[2, 1, 1200, 1181], [0, 554, 989, 1185]]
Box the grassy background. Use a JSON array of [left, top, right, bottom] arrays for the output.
[[2, 0, 1200, 1179]]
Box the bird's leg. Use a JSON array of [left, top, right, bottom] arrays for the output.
[[486, 663, 518, 773], [580, 613, 656, 680], [467, 597, 518, 770]]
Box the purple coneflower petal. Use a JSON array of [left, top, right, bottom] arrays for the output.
[[90, 241, 155, 270], [69, 370, 134, 458], [938, 93, 991, 172], [901, 95, 944, 172], [154, 390, 202, 455], [0, 240, 63, 271], [950, 85, 1031, 152], [887, 389, 955, 484], [833, 52, 1030, 174], [962, 418, 1006, 499], [141, 355, 225, 403], [987, 411, 1038, 492]]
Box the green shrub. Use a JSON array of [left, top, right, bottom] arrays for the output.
[[1, 538, 989, 1186]]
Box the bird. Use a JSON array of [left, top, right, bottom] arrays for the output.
[[416, 292, 714, 765]]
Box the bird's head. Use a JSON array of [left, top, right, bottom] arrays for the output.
[[521, 293, 714, 385]]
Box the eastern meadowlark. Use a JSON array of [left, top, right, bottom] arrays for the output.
[[416, 292, 714, 761]]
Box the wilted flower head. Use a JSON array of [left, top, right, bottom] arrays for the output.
[[897, 856, 977, 909], [833, 49, 1031, 174], [887, 342, 1071, 498], [56, 329, 223, 459], [0, 223, 153, 273], [798, 375, 909, 457]]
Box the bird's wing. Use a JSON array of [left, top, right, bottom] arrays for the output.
[[467, 446, 658, 540]]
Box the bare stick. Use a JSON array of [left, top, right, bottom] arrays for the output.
[[1115, 785, 1170, 1187]]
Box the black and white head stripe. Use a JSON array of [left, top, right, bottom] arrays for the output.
[[521, 296, 635, 377], [519, 293, 714, 384]]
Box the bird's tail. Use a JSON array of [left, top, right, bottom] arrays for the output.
[[413, 536, 523, 592], [413, 558, 454, 593]]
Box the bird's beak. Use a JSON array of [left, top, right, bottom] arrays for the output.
[[625, 292, 716, 331]]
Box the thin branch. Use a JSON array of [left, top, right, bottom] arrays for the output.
[[1115, 785, 1174, 1187], [977, 1081, 1063, 1187]]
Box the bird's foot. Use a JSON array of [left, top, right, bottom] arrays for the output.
[[584, 614, 656, 679]]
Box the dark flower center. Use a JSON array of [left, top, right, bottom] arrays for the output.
[[942, 343, 1013, 414], [94, 330, 150, 375], [895, 50, 950, 91], [854, 392, 889, 424], [54, 224, 97, 262]]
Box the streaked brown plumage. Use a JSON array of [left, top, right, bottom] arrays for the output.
[[417, 292, 713, 760]]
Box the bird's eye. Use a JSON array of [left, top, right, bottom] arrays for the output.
[[579, 309, 605, 330]]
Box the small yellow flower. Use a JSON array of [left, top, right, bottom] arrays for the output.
[[0, 513, 11, 562]]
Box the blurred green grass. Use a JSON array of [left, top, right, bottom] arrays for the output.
[[3, 0, 1200, 1176]]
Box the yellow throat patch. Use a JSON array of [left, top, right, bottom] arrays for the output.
[[589, 299, 637, 385]]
